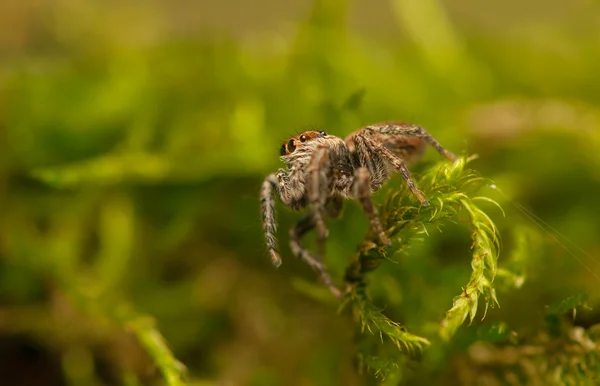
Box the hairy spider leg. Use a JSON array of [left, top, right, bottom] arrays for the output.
[[369, 123, 457, 162], [289, 212, 342, 298], [352, 167, 390, 246], [352, 133, 430, 206], [307, 146, 333, 258], [261, 174, 281, 267]]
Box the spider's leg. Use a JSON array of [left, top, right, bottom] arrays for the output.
[[307, 146, 333, 257], [289, 213, 341, 298], [354, 134, 430, 206], [374, 123, 457, 161], [353, 167, 390, 246], [411, 125, 457, 161], [415, 126, 458, 161], [261, 173, 282, 267]]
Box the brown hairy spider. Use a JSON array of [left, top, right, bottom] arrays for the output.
[[260, 122, 457, 297]]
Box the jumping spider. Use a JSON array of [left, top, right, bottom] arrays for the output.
[[261, 122, 457, 297]]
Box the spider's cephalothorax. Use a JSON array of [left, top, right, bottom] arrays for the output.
[[261, 123, 457, 297]]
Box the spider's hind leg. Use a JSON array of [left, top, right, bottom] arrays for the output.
[[371, 123, 457, 162], [413, 124, 458, 161], [353, 167, 390, 246], [289, 212, 341, 298]]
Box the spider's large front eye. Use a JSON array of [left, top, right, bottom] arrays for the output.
[[287, 139, 297, 153]]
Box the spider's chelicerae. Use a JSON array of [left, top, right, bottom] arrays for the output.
[[261, 122, 457, 297]]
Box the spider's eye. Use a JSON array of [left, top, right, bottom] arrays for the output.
[[280, 143, 287, 156], [299, 135, 307, 142], [287, 139, 296, 153], [319, 131, 327, 136]]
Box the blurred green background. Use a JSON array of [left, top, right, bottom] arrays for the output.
[[1, 0, 600, 385]]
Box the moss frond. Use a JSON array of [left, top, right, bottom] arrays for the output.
[[341, 156, 517, 377], [439, 193, 501, 340], [342, 284, 429, 380], [356, 353, 404, 382], [341, 288, 431, 358], [346, 157, 503, 343]]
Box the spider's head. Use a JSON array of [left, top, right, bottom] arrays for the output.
[[279, 130, 346, 170], [279, 130, 329, 157], [280, 131, 340, 170]]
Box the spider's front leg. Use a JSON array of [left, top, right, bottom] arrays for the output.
[[307, 146, 333, 257], [289, 211, 342, 298], [261, 173, 282, 267], [353, 134, 430, 206], [352, 167, 390, 246]]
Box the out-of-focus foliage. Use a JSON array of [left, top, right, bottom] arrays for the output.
[[1, 0, 600, 385], [450, 296, 600, 385]]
